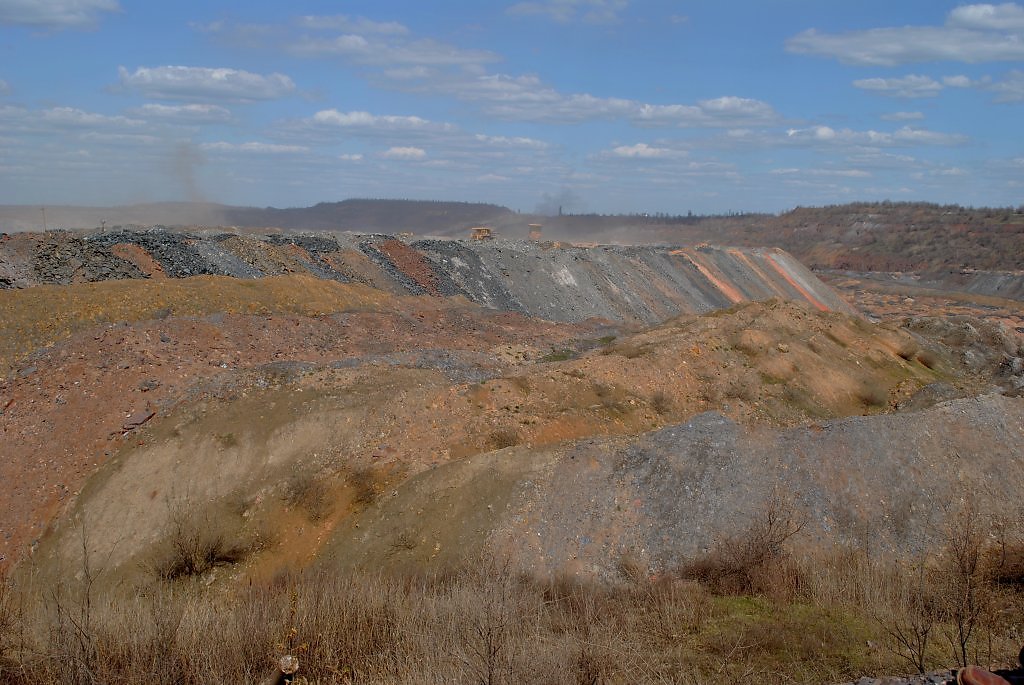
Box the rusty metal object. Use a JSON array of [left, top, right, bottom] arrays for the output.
[[957, 666, 1012, 685]]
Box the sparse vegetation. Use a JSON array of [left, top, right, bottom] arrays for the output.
[[487, 428, 521, 450], [650, 390, 672, 415], [283, 469, 332, 521], [5, 531, 1024, 684], [537, 347, 575, 363], [348, 466, 383, 507], [148, 508, 255, 581]]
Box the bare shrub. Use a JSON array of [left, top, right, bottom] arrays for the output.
[[487, 428, 521, 450], [149, 509, 253, 582], [283, 470, 332, 521], [916, 349, 939, 369], [936, 497, 996, 668], [896, 342, 920, 361], [680, 493, 806, 597], [650, 390, 672, 415], [855, 382, 889, 409], [874, 560, 940, 674], [347, 466, 382, 507]]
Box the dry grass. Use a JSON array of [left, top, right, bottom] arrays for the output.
[[4, 500, 1024, 684]]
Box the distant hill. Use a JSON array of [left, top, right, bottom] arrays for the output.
[[222, 199, 515, 234], [0, 199, 516, 236], [540, 202, 1024, 274]]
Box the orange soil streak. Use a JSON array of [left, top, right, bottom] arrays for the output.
[[672, 250, 745, 304], [728, 249, 789, 299], [765, 253, 829, 311]]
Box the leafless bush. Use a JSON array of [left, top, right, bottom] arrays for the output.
[[679, 493, 806, 597], [936, 497, 996, 668], [650, 390, 672, 415], [149, 508, 253, 581], [347, 466, 382, 507], [283, 469, 332, 521], [487, 428, 521, 450]]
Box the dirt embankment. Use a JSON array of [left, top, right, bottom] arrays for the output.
[[19, 292, 1023, 583]]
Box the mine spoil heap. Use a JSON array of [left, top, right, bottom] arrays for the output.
[[2, 225, 1024, 685], [0, 228, 855, 322]]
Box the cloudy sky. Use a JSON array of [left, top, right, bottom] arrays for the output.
[[1, 0, 1022, 214]]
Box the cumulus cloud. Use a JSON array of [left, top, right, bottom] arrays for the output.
[[786, 3, 1024, 65], [200, 141, 309, 154], [118, 66, 296, 102], [0, 0, 119, 29], [130, 103, 232, 122], [853, 75, 944, 98], [881, 111, 925, 121], [381, 146, 426, 160], [506, 0, 629, 24], [947, 3, 1024, 30]]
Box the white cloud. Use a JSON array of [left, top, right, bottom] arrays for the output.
[[0, 79, 8, 95], [607, 143, 685, 159], [0, 0, 119, 29], [784, 125, 967, 147], [81, 132, 159, 145], [881, 111, 925, 121], [200, 141, 309, 154], [506, 0, 629, 24], [42, 106, 142, 127], [381, 146, 426, 160], [309, 109, 455, 132], [288, 33, 497, 68], [429, 72, 779, 125], [338, 153, 364, 161], [295, 15, 409, 35], [473, 133, 548, 149], [943, 74, 976, 87], [214, 15, 775, 129], [948, 3, 1024, 30], [853, 74, 943, 98], [786, 4, 1024, 65], [118, 66, 296, 102], [130, 103, 232, 122], [770, 167, 871, 178]]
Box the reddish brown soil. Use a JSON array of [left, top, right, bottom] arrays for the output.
[[109, 243, 166, 278], [0, 293, 598, 567], [377, 239, 444, 295]]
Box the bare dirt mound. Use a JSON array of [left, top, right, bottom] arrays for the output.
[[0, 279, 604, 567], [23, 298, 1022, 584], [318, 393, 1024, 579]]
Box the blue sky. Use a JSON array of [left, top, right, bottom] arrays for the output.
[[0, 0, 1022, 214]]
